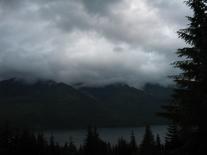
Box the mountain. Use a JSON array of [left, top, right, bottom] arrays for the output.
[[143, 83, 173, 99], [79, 83, 171, 126], [0, 79, 172, 129], [0, 78, 113, 129]]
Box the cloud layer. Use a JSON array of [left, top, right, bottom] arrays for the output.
[[0, 0, 191, 87]]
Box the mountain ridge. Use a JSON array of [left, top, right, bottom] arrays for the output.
[[0, 78, 172, 129]]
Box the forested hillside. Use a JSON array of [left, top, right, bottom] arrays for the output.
[[0, 78, 171, 129]]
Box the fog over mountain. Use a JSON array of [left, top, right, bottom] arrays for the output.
[[0, 0, 191, 87]]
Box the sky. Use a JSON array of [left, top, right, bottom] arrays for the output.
[[0, 0, 191, 87]]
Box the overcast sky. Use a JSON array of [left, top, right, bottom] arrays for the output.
[[0, 0, 191, 87]]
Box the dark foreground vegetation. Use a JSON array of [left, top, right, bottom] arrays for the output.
[[159, 0, 207, 154], [0, 124, 180, 155]]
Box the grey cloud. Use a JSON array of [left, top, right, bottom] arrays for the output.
[[113, 47, 125, 53], [80, 0, 120, 15], [0, 0, 189, 87], [0, 0, 25, 9], [38, 0, 188, 53], [145, 0, 192, 26]]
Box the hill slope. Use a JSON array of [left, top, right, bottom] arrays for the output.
[[0, 79, 172, 129], [80, 83, 171, 126], [0, 78, 113, 128]]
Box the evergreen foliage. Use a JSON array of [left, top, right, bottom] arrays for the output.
[[161, 0, 207, 154], [156, 134, 163, 155], [0, 124, 167, 155], [163, 0, 207, 129], [139, 125, 156, 155], [164, 122, 180, 154], [129, 131, 138, 154], [83, 126, 108, 155], [114, 137, 130, 155]]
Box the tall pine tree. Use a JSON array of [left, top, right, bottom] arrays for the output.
[[129, 131, 138, 155], [162, 0, 207, 133], [162, 0, 207, 154], [139, 125, 156, 155], [165, 122, 179, 152]]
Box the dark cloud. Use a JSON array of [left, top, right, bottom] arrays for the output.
[[0, 0, 26, 9], [81, 0, 120, 15], [0, 0, 191, 87]]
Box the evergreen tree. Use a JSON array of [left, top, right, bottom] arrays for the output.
[[0, 123, 13, 155], [155, 134, 162, 155], [162, 0, 207, 129], [36, 133, 47, 155], [139, 125, 156, 155], [164, 122, 180, 154], [68, 140, 77, 155], [49, 134, 57, 155], [129, 131, 138, 154], [83, 126, 107, 155], [161, 0, 207, 154], [115, 137, 130, 155], [19, 130, 37, 155]]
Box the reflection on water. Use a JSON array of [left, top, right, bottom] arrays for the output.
[[44, 125, 167, 146]]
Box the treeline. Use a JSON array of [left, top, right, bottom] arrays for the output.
[[0, 124, 179, 155]]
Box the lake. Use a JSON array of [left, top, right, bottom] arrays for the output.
[[44, 125, 167, 146]]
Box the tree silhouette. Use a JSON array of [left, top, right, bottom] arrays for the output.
[[164, 122, 181, 155], [139, 125, 156, 155], [129, 131, 138, 154], [0, 123, 13, 155], [155, 134, 163, 155], [68, 140, 77, 155], [165, 122, 179, 149], [84, 126, 107, 155], [161, 0, 207, 154], [0, 124, 170, 155], [36, 133, 47, 155], [164, 0, 207, 128], [114, 137, 130, 155]]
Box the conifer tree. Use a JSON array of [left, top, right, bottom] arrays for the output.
[[115, 137, 130, 155], [161, 0, 207, 154], [49, 135, 56, 155], [129, 131, 138, 154], [36, 133, 47, 155], [155, 134, 162, 155], [0, 123, 13, 154], [165, 122, 179, 151], [84, 126, 107, 155], [139, 125, 156, 155], [162, 0, 207, 130], [68, 140, 77, 155]]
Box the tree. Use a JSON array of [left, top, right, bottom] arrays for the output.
[[161, 0, 207, 130], [162, 0, 207, 127], [36, 133, 47, 155], [0, 123, 13, 155], [139, 125, 156, 155], [115, 137, 130, 155], [68, 140, 77, 155], [83, 126, 107, 155], [48, 135, 58, 155], [161, 0, 207, 154], [129, 131, 138, 154], [155, 134, 162, 155], [164, 122, 180, 153]]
